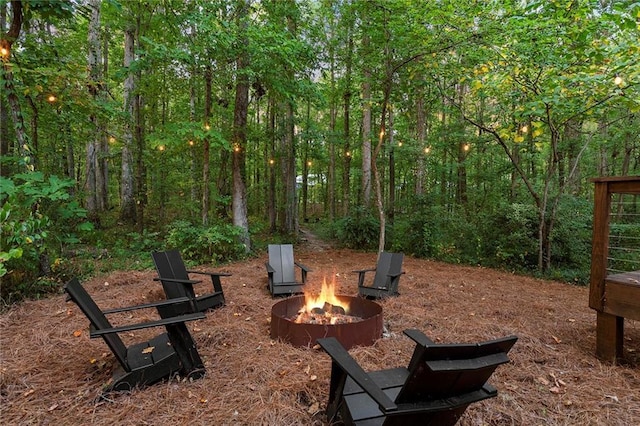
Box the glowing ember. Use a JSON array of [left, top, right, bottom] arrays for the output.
[[293, 277, 362, 325]]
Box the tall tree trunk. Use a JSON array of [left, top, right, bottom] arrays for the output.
[[87, 0, 107, 218], [361, 69, 372, 206], [231, 0, 251, 252], [202, 65, 212, 225], [1, 1, 34, 171], [0, 1, 8, 175], [342, 46, 352, 215], [415, 94, 426, 195], [281, 8, 298, 235], [120, 25, 136, 223], [268, 95, 277, 232]]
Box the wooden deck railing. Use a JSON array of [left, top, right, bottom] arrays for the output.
[[589, 176, 640, 362]]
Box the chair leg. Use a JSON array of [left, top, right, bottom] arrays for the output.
[[595, 311, 624, 363], [166, 323, 205, 375]]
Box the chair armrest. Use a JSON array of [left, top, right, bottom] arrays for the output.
[[317, 337, 398, 413], [186, 270, 232, 278], [403, 329, 435, 346], [102, 297, 194, 315], [387, 271, 405, 279], [90, 312, 205, 337], [266, 262, 276, 274], [353, 268, 376, 274], [295, 262, 311, 272], [154, 277, 202, 285]]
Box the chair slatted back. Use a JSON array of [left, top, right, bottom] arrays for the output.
[[269, 244, 296, 284], [396, 335, 517, 403], [152, 250, 190, 299], [373, 252, 403, 290], [64, 278, 129, 370]]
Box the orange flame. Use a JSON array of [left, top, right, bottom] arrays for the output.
[[301, 276, 349, 314]]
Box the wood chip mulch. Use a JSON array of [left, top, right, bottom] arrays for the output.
[[1, 245, 638, 425]]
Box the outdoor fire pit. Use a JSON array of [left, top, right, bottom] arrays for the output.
[[270, 280, 383, 349]]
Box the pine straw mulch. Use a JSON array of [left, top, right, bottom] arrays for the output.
[[1, 243, 639, 425]]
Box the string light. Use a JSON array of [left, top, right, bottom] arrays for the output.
[[307, 161, 312, 167], [108, 136, 116, 144], [188, 140, 194, 146], [0, 47, 8, 58], [521, 125, 528, 133], [47, 95, 57, 103], [269, 159, 274, 165], [614, 75, 623, 86], [463, 144, 470, 152], [397, 141, 403, 147], [345, 151, 351, 157], [158, 145, 165, 151], [425, 147, 431, 154], [204, 124, 210, 131]]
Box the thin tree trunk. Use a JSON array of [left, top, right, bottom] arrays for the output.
[[120, 25, 136, 223], [2, 1, 34, 171], [231, 0, 251, 252], [202, 65, 212, 226]]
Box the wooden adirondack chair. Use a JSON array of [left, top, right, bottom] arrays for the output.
[[317, 329, 517, 425], [265, 244, 310, 296], [64, 278, 206, 393], [355, 252, 405, 299], [152, 250, 230, 314]]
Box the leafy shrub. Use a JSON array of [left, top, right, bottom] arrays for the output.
[[549, 196, 592, 279], [334, 207, 379, 250], [0, 172, 93, 304], [479, 203, 539, 270], [165, 220, 246, 264]]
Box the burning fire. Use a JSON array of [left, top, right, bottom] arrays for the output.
[[294, 276, 359, 325]]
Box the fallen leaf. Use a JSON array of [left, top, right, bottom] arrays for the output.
[[200, 398, 208, 403], [89, 358, 97, 364], [310, 375, 317, 381], [245, 317, 251, 321], [551, 335, 562, 344], [549, 386, 562, 394], [308, 402, 319, 414], [48, 403, 59, 411], [23, 389, 35, 397], [141, 346, 155, 354], [605, 395, 619, 403], [563, 400, 573, 406], [536, 376, 550, 386], [73, 330, 82, 337], [304, 365, 310, 375]]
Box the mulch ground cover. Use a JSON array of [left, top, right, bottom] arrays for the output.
[[1, 241, 639, 425]]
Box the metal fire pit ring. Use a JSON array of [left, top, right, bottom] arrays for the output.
[[270, 295, 383, 350]]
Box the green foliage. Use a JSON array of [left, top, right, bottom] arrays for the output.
[[0, 172, 93, 303], [165, 220, 246, 264], [479, 203, 540, 270], [549, 196, 593, 279], [334, 208, 379, 250]]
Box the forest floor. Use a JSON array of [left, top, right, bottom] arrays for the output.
[[1, 230, 639, 425]]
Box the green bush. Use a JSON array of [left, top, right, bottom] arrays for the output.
[[165, 220, 246, 264], [0, 172, 93, 304], [479, 203, 539, 270], [334, 207, 379, 250]]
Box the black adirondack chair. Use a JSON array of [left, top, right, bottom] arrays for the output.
[[317, 329, 517, 425], [265, 244, 310, 296], [152, 250, 230, 314], [355, 252, 405, 299], [64, 278, 206, 393]]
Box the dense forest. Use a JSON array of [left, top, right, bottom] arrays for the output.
[[1, 0, 639, 305]]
